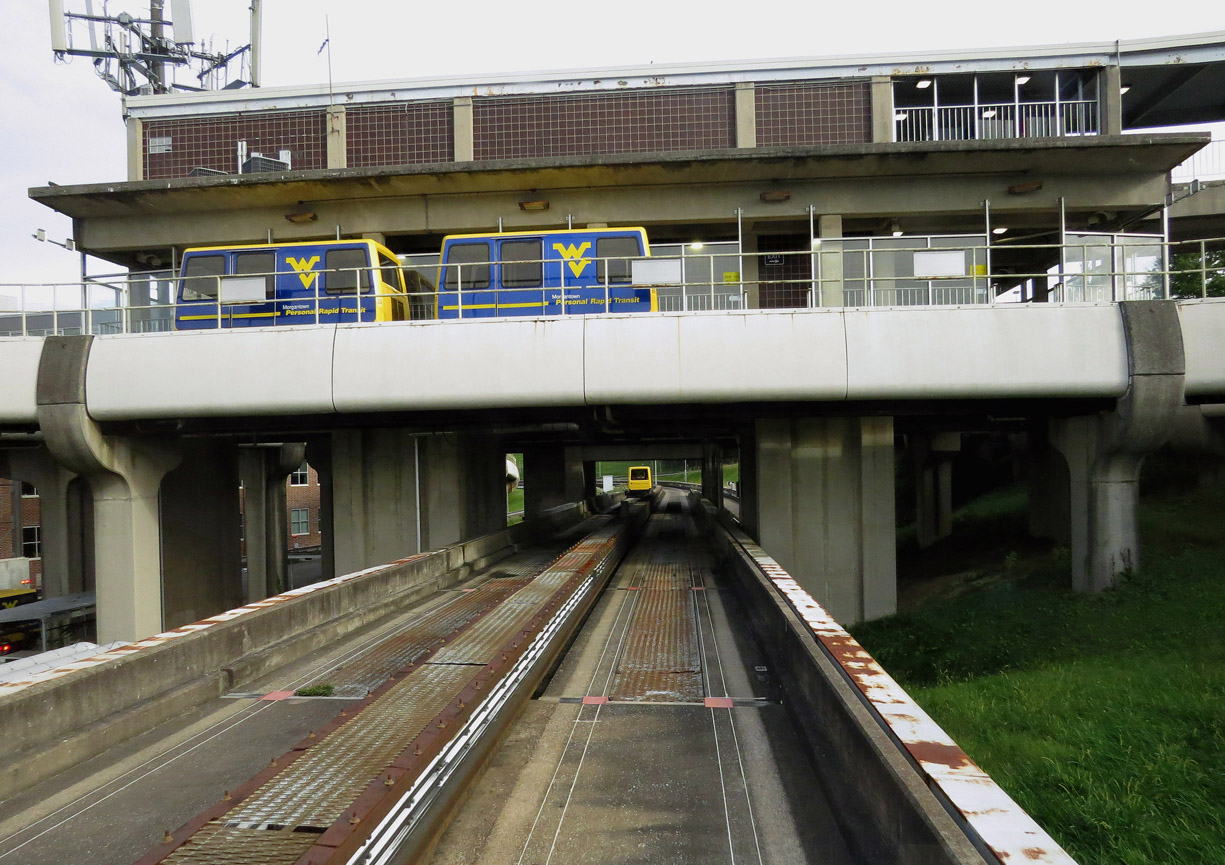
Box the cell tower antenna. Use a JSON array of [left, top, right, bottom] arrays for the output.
[[47, 0, 255, 97]]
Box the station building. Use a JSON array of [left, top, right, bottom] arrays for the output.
[[5, 31, 1225, 640]]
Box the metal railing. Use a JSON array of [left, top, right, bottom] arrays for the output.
[[895, 99, 1098, 142], [1172, 138, 1225, 182], [3, 234, 1223, 338]]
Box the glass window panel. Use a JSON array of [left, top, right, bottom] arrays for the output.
[[324, 248, 372, 295], [181, 254, 224, 300], [443, 243, 491, 290], [596, 236, 640, 283], [500, 240, 542, 287], [234, 251, 276, 299]]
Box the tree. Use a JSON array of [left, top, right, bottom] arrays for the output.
[[1169, 249, 1225, 299]]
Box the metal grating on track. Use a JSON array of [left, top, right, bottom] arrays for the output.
[[164, 665, 474, 863], [430, 568, 577, 664], [158, 824, 318, 864], [302, 579, 529, 696], [608, 563, 704, 702]]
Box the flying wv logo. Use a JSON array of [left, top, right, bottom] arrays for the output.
[[552, 242, 591, 278], [285, 256, 320, 290]]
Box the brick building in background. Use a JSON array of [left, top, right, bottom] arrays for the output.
[[0, 478, 43, 587]]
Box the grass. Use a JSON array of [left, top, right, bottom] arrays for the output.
[[294, 684, 335, 697], [850, 481, 1225, 865]]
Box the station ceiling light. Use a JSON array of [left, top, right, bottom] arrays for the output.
[[916, 79, 932, 89], [1016, 75, 1031, 86], [759, 190, 790, 203], [518, 200, 550, 212], [993, 227, 1009, 235], [284, 209, 317, 224], [691, 241, 704, 250]]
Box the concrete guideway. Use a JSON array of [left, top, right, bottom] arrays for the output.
[[0, 489, 1077, 865], [2, 300, 1223, 426]]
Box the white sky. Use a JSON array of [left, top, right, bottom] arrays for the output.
[[1, 1, 1221, 289]]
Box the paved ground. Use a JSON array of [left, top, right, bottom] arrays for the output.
[[427, 496, 853, 865]]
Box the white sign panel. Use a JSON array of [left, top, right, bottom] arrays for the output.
[[913, 250, 967, 279], [632, 259, 683, 286], [220, 276, 269, 304]]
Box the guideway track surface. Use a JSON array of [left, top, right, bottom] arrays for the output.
[[426, 490, 855, 865], [133, 512, 643, 865]]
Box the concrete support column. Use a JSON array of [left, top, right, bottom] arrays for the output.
[[1101, 66, 1123, 136], [126, 116, 144, 181], [37, 337, 181, 641], [737, 426, 759, 538], [735, 82, 756, 148], [0, 448, 84, 597], [326, 105, 347, 169], [740, 230, 761, 310], [330, 430, 505, 575], [753, 416, 896, 625], [701, 442, 723, 508], [307, 438, 334, 581], [161, 440, 243, 627], [870, 76, 895, 143], [817, 214, 844, 307], [523, 445, 585, 518], [912, 432, 959, 549], [239, 443, 306, 601], [1043, 302, 1185, 591], [453, 97, 474, 162]]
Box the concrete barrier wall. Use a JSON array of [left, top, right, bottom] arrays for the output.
[[0, 528, 520, 798], [691, 494, 1075, 865]]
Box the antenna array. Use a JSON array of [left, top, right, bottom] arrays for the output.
[[48, 0, 261, 96]]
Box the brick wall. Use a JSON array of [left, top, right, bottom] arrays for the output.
[[286, 464, 322, 551], [348, 101, 454, 167], [473, 87, 736, 160], [0, 478, 43, 585], [755, 81, 872, 146], [144, 109, 327, 179]]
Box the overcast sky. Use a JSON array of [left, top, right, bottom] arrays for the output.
[[1, 1, 1221, 291]]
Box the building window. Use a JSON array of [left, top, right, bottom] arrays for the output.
[[22, 525, 41, 559], [20, 482, 37, 497], [290, 462, 310, 486], [290, 508, 310, 536]]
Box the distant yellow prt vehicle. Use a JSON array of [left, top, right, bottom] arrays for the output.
[[627, 465, 653, 496]]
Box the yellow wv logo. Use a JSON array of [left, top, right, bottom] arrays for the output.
[[286, 255, 321, 290], [553, 242, 591, 278]]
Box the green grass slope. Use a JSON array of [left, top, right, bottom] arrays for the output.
[[851, 483, 1225, 865]]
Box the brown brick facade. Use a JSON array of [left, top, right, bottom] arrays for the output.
[[144, 110, 328, 179], [0, 478, 43, 586], [347, 101, 454, 167], [473, 87, 736, 160], [286, 464, 322, 551], [755, 80, 872, 146]]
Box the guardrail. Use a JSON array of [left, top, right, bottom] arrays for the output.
[[895, 99, 1098, 142], [2, 234, 1221, 337]]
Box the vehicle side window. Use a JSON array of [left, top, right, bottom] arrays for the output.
[[324, 248, 372, 295], [443, 243, 491, 290], [233, 251, 276, 299], [500, 240, 542, 288], [596, 237, 640, 284], [181, 254, 225, 300], [377, 252, 404, 295]]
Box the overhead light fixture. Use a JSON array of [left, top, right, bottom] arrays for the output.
[[981, 109, 997, 119], [760, 190, 791, 203], [518, 200, 550, 212], [1007, 180, 1044, 195], [1015, 75, 1030, 86], [690, 241, 704, 250], [916, 79, 932, 89], [992, 227, 1009, 235], [284, 210, 317, 224], [1120, 85, 1131, 95], [890, 221, 903, 237], [894, 112, 909, 122], [811, 237, 822, 247]]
